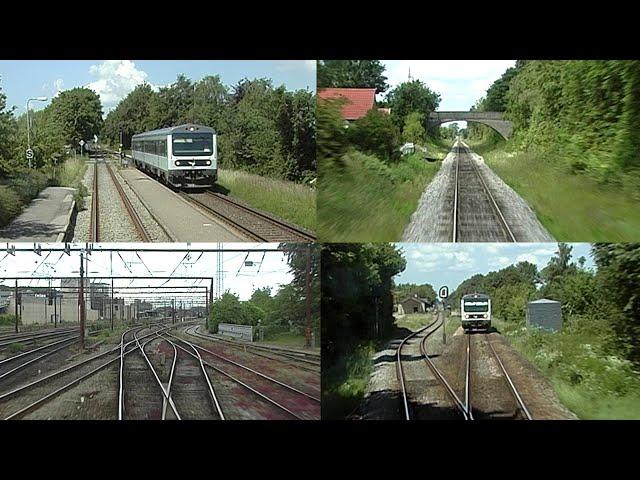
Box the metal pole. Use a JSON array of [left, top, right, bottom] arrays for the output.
[[304, 245, 312, 349], [14, 280, 19, 333], [442, 307, 446, 345], [26, 101, 31, 169], [54, 289, 57, 328], [79, 252, 85, 350], [111, 278, 114, 331]]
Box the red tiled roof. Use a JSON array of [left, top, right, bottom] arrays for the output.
[[318, 88, 377, 121]]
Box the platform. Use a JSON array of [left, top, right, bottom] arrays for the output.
[[0, 187, 77, 242]]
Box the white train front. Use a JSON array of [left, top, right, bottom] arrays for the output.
[[131, 124, 217, 188], [460, 293, 491, 331]]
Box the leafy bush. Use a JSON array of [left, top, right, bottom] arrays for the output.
[[0, 186, 22, 227], [348, 109, 400, 162], [7, 168, 52, 204], [0, 314, 19, 326]]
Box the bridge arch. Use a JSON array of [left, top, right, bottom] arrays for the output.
[[428, 111, 513, 140]]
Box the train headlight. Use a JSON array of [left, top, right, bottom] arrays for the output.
[[175, 161, 181, 166], [205, 160, 211, 165], [464, 314, 469, 319]]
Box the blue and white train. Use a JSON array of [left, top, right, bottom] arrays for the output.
[[131, 124, 217, 188]]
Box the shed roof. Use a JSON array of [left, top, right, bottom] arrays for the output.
[[318, 88, 377, 121], [528, 298, 560, 304]]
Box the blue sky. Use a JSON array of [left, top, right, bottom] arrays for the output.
[[0, 60, 316, 115], [394, 243, 594, 292], [381, 60, 516, 129]]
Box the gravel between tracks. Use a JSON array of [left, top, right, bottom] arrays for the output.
[[402, 141, 554, 242], [110, 163, 172, 242], [359, 319, 576, 420]]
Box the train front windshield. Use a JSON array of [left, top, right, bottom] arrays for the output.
[[463, 300, 489, 312], [172, 133, 213, 156]]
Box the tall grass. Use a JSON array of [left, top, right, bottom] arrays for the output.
[[322, 343, 376, 420], [479, 147, 640, 241], [318, 151, 442, 241], [494, 317, 640, 419], [217, 169, 316, 231]]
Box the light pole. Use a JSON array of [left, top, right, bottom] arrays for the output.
[[26, 97, 48, 168]]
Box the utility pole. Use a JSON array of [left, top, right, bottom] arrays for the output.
[[79, 252, 85, 350], [54, 288, 57, 328], [111, 278, 114, 331], [14, 280, 19, 333], [304, 245, 313, 349]]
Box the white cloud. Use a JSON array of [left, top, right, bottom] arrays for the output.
[[381, 60, 516, 110], [86, 60, 155, 110]]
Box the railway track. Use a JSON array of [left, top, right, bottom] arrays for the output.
[[88, 156, 152, 242], [182, 191, 316, 242], [185, 326, 320, 373], [396, 314, 468, 420], [476, 333, 532, 420], [452, 143, 516, 242], [396, 314, 531, 420], [166, 328, 319, 419], [0, 325, 164, 419]]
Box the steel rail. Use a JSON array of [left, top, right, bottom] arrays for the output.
[[204, 191, 316, 242], [105, 160, 151, 242], [134, 331, 181, 420], [167, 334, 225, 420], [185, 327, 320, 373], [468, 151, 517, 242], [484, 335, 532, 420], [452, 143, 460, 242], [159, 333, 301, 419], [0, 329, 78, 348], [90, 160, 99, 241], [169, 330, 319, 403], [395, 317, 440, 420], [0, 335, 79, 382], [418, 317, 471, 420]]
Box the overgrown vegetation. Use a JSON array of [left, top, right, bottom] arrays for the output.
[[317, 74, 449, 241], [207, 244, 319, 343], [465, 60, 640, 239], [446, 243, 640, 419], [217, 169, 315, 231], [322, 243, 406, 418], [0, 314, 19, 326]]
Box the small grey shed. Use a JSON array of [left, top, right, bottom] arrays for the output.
[[526, 298, 562, 332]]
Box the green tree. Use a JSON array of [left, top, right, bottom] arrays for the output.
[[48, 88, 103, 149], [402, 111, 425, 144], [348, 109, 400, 162], [0, 86, 18, 175], [386, 80, 441, 131], [102, 83, 157, 146], [318, 60, 389, 93]]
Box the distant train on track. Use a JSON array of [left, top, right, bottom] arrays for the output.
[[131, 124, 217, 188], [460, 293, 491, 331]]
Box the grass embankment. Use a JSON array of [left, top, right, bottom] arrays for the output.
[[466, 139, 640, 241], [217, 169, 316, 232], [493, 317, 640, 419], [0, 314, 20, 327], [0, 155, 88, 227], [318, 148, 446, 242]]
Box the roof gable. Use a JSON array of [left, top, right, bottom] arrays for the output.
[[318, 88, 377, 121]]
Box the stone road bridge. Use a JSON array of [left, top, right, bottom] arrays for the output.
[[428, 111, 513, 139]]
